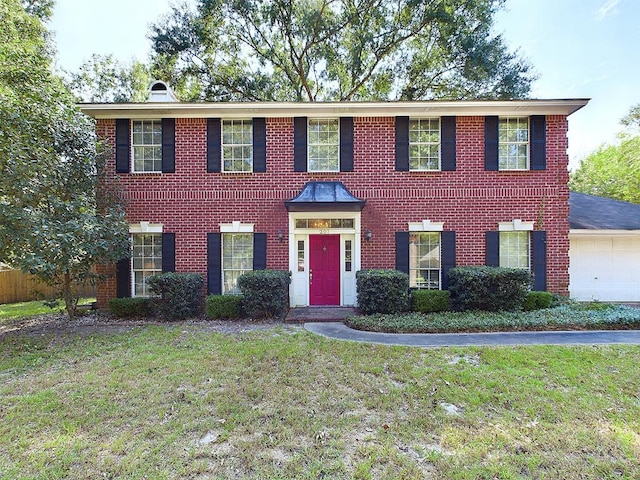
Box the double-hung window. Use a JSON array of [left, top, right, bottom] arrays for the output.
[[131, 233, 162, 297], [409, 118, 440, 171], [409, 232, 441, 289], [222, 233, 254, 294], [132, 120, 162, 172], [222, 120, 253, 172], [498, 117, 529, 170], [308, 118, 340, 172], [499, 231, 530, 269]]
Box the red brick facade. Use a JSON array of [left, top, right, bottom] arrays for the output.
[[89, 102, 582, 308]]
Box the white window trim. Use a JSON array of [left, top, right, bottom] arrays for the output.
[[131, 119, 163, 174], [221, 232, 254, 295], [498, 116, 530, 171], [130, 230, 163, 298], [129, 222, 163, 234], [498, 220, 534, 232], [221, 119, 253, 173], [408, 220, 444, 232], [220, 221, 254, 233], [409, 118, 441, 172], [307, 118, 340, 173], [409, 231, 442, 290]]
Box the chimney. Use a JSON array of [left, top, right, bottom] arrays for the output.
[[148, 80, 179, 102]]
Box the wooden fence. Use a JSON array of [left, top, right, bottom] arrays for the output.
[[0, 269, 96, 304]]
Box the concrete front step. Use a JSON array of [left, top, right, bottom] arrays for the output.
[[285, 307, 357, 323]]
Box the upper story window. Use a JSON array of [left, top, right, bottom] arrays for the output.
[[409, 118, 440, 171], [222, 119, 253, 172], [499, 117, 529, 170], [132, 120, 162, 172], [308, 118, 340, 172]]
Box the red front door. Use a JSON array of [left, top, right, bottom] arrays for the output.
[[309, 235, 340, 305]]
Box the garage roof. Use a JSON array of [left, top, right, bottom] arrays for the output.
[[570, 192, 640, 230]]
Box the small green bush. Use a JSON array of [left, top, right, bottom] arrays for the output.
[[148, 272, 204, 320], [411, 289, 451, 313], [108, 297, 153, 317], [448, 266, 532, 312], [356, 269, 409, 315], [206, 294, 243, 319], [237, 270, 291, 318], [524, 291, 554, 311]]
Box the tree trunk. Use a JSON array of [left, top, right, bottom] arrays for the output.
[[62, 271, 76, 319]]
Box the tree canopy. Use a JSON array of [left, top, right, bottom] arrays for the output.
[[145, 0, 534, 102], [0, 0, 130, 316], [570, 104, 640, 205]]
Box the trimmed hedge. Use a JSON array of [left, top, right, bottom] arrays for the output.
[[237, 270, 291, 318], [148, 272, 204, 320], [206, 294, 243, 319], [524, 291, 554, 311], [411, 289, 450, 313], [108, 297, 154, 318], [356, 269, 409, 315], [448, 266, 532, 312]]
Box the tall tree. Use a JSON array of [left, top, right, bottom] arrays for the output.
[[149, 0, 535, 102], [0, 0, 130, 317], [570, 104, 640, 204]]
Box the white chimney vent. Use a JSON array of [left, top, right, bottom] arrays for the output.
[[148, 80, 179, 102]]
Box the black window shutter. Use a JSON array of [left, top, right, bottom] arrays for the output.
[[484, 116, 499, 171], [485, 231, 500, 266], [161, 233, 176, 272], [207, 118, 221, 173], [253, 233, 267, 270], [530, 115, 546, 170], [441, 231, 456, 289], [531, 231, 547, 291], [293, 117, 307, 172], [207, 233, 222, 294], [339, 117, 354, 172], [116, 257, 131, 298], [161, 118, 175, 173], [253, 118, 267, 173], [115, 119, 130, 173], [395, 116, 409, 171], [441, 116, 456, 171], [395, 232, 409, 273]]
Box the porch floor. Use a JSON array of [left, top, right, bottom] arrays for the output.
[[285, 307, 357, 323]]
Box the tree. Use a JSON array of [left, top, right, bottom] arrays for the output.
[[0, 0, 130, 317], [570, 104, 640, 204], [148, 0, 535, 102]]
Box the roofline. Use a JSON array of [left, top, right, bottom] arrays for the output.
[[79, 99, 590, 119]]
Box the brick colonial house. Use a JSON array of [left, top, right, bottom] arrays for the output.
[[81, 82, 588, 309]]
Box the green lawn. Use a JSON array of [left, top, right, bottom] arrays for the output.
[[0, 298, 95, 323], [1, 324, 639, 479]]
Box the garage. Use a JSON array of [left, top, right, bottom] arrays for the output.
[[569, 192, 640, 302]]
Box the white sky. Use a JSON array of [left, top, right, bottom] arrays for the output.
[[50, 0, 640, 170]]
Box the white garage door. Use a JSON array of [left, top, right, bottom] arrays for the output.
[[570, 233, 640, 302]]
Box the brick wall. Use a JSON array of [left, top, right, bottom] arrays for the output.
[[96, 114, 570, 306]]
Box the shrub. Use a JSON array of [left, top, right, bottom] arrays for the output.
[[411, 289, 451, 313], [524, 291, 554, 311], [448, 266, 532, 312], [356, 269, 409, 315], [108, 297, 153, 318], [237, 270, 291, 318], [206, 294, 243, 319], [147, 272, 204, 320]]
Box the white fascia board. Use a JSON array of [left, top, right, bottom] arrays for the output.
[[79, 99, 590, 120], [570, 229, 640, 237]]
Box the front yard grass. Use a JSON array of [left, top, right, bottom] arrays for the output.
[[1, 324, 639, 479], [0, 298, 95, 324], [347, 303, 640, 334]]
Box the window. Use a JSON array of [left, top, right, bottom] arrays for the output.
[[132, 120, 162, 172], [409, 118, 440, 170], [222, 233, 253, 294], [308, 118, 339, 171], [499, 231, 530, 269], [499, 117, 529, 170], [345, 240, 352, 272], [409, 233, 441, 289], [222, 120, 253, 172], [132, 233, 162, 297]]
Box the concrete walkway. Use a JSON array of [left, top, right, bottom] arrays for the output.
[[304, 322, 640, 347]]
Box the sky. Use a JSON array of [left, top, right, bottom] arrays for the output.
[[50, 0, 640, 170]]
